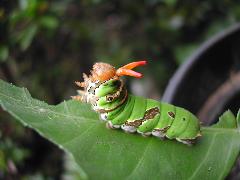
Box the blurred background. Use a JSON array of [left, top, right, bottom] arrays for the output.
[[1, 0, 240, 179]]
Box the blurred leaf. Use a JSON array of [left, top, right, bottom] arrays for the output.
[[19, 0, 28, 10], [0, 138, 30, 165], [203, 21, 233, 40], [24, 173, 45, 180], [0, 46, 9, 62], [12, 147, 30, 164], [18, 24, 38, 50], [62, 153, 88, 180], [25, 0, 38, 16], [9, 11, 28, 26], [39, 16, 59, 30], [165, 0, 177, 7], [0, 150, 6, 171], [175, 44, 198, 65], [0, 8, 5, 20], [0, 79, 240, 179]]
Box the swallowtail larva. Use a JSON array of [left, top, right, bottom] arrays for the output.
[[72, 61, 201, 145]]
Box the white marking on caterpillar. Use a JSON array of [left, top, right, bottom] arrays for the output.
[[106, 121, 120, 129], [121, 124, 136, 133], [87, 81, 99, 92], [137, 130, 151, 136], [100, 113, 108, 121], [152, 130, 165, 139], [176, 138, 194, 146]]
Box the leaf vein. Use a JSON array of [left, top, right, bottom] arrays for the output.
[[189, 134, 217, 180], [126, 139, 152, 179]]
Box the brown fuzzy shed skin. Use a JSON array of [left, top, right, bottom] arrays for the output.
[[75, 62, 118, 90], [91, 63, 116, 82]]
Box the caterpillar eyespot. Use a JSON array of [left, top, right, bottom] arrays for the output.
[[73, 61, 202, 145], [107, 96, 113, 101]]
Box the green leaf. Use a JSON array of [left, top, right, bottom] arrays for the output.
[[0, 150, 6, 171], [212, 110, 237, 129], [39, 16, 59, 30], [175, 44, 198, 65], [0, 46, 9, 62], [165, 0, 177, 6], [18, 24, 38, 51], [0, 79, 240, 180]]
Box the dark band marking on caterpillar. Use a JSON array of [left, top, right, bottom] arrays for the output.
[[72, 61, 202, 145]]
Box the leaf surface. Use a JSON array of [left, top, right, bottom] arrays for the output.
[[0, 79, 239, 180]]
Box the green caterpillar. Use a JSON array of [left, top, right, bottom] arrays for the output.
[[72, 61, 201, 145]]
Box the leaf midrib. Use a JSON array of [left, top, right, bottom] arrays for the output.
[[0, 91, 97, 123]]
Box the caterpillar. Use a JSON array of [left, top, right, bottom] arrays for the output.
[[72, 61, 201, 145]]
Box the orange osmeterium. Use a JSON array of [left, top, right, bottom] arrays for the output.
[[116, 60, 147, 78]]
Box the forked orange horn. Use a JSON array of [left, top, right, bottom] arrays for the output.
[[116, 60, 147, 78]]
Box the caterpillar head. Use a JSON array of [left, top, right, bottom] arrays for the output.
[[75, 60, 147, 103], [77, 60, 147, 89]]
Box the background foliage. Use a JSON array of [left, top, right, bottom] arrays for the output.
[[1, 0, 240, 179]]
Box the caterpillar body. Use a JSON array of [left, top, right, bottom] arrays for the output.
[[72, 61, 201, 145]]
